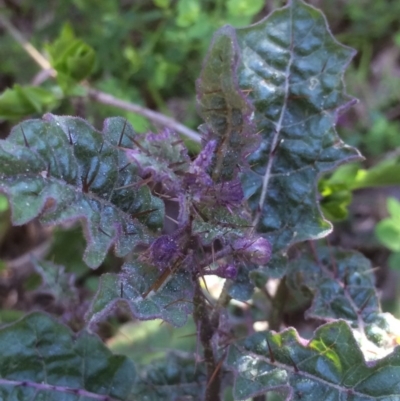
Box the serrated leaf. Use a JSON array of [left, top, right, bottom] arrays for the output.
[[229, 0, 362, 276], [0, 114, 163, 268], [197, 25, 260, 182], [287, 247, 400, 354], [87, 260, 194, 327], [227, 320, 400, 400], [132, 352, 206, 401], [0, 312, 135, 401]]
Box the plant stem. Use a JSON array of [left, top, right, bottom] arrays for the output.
[[268, 276, 287, 331], [193, 281, 221, 401], [0, 14, 202, 143]]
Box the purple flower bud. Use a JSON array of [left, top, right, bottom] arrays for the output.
[[223, 264, 238, 280], [233, 236, 271, 265], [149, 235, 178, 271]]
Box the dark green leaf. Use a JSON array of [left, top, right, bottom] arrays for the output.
[[0, 115, 163, 268], [287, 247, 400, 352], [233, 0, 362, 276], [132, 352, 206, 401], [0, 312, 135, 400], [87, 260, 194, 327], [228, 321, 400, 400]]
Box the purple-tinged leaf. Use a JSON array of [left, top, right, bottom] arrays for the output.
[[0, 115, 163, 268], [87, 260, 194, 327], [124, 128, 190, 192], [287, 247, 400, 355], [197, 25, 260, 183], [227, 320, 400, 400], [0, 312, 135, 401]]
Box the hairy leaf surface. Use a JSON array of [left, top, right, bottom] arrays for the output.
[[231, 0, 362, 277], [0, 312, 135, 401], [197, 25, 260, 183], [228, 321, 400, 400], [87, 260, 194, 327], [124, 129, 190, 192], [0, 115, 163, 268]]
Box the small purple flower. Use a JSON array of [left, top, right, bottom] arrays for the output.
[[204, 264, 238, 280], [149, 235, 178, 271], [233, 236, 271, 265]]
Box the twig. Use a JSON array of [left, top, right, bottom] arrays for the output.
[[268, 277, 287, 331], [86, 88, 201, 142], [0, 14, 202, 143], [0, 14, 55, 75]]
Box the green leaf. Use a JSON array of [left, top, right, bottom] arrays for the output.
[[376, 220, 400, 252], [352, 157, 400, 189], [227, 321, 400, 400], [46, 23, 96, 91], [232, 0, 362, 276], [287, 247, 400, 352], [0, 85, 59, 119], [176, 0, 200, 28], [86, 260, 194, 327], [376, 198, 400, 252], [0, 312, 135, 400], [131, 352, 206, 400], [226, 0, 264, 18], [387, 197, 400, 218], [0, 115, 163, 268]]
